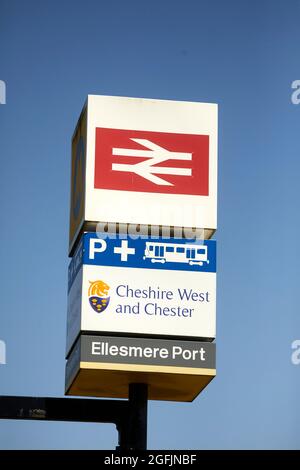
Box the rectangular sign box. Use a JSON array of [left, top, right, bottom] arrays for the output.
[[65, 334, 216, 401], [66, 232, 216, 357], [69, 95, 218, 255]]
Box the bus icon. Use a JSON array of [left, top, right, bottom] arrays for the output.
[[143, 242, 210, 266]]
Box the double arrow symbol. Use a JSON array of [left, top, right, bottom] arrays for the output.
[[112, 139, 192, 186]]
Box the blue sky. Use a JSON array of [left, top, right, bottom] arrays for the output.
[[0, 0, 300, 449]]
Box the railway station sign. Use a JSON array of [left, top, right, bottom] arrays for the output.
[[69, 95, 218, 255], [66, 233, 216, 356]]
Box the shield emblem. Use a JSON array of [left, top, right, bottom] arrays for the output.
[[89, 295, 110, 313]]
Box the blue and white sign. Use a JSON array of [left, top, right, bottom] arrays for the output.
[[69, 233, 216, 289], [66, 233, 216, 356]]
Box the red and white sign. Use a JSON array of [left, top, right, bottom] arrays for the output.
[[69, 95, 218, 255], [94, 128, 209, 195]]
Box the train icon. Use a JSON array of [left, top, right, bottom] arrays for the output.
[[143, 242, 210, 266]]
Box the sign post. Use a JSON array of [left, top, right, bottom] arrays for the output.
[[65, 94, 218, 446], [0, 94, 218, 451]]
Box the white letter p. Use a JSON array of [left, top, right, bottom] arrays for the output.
[[89, 238, 107, 259]]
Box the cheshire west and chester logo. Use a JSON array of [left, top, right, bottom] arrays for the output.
[[88, 280, 110, 313]]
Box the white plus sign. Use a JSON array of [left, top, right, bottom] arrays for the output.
[[114, 240, 135, 261]]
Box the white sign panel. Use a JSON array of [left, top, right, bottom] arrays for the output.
[[66, 233, 216, 356], [69, 95, 218, 254]]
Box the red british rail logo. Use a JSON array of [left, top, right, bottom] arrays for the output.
[[94, 128, 209, 196]]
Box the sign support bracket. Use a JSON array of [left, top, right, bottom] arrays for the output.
[[0, 383, 148, 450]]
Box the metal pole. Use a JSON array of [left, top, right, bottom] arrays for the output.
[[126, 383, 148, 450], [0, 395, 129, 450], [0, 391, 149, 451]]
